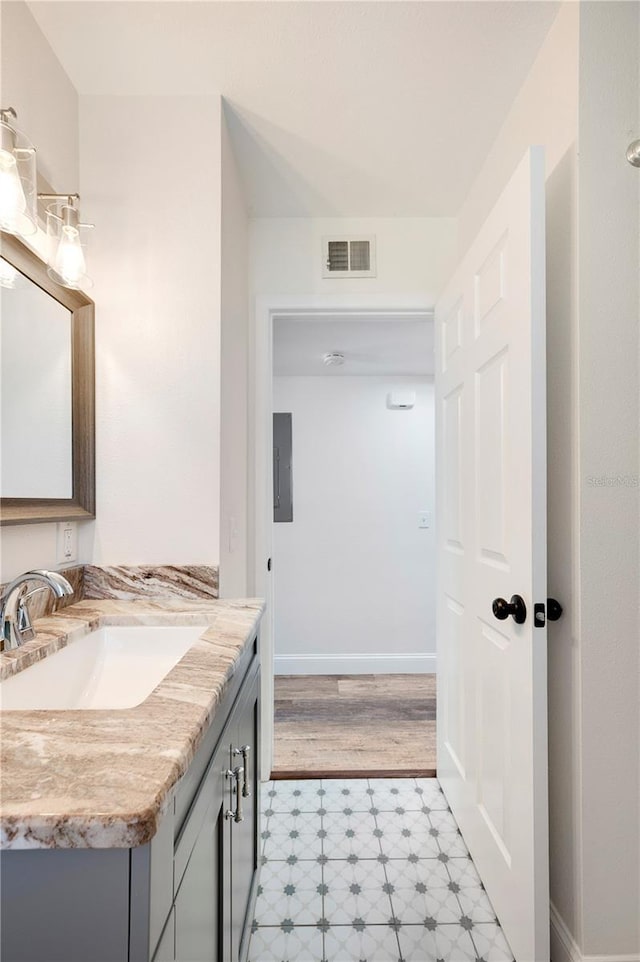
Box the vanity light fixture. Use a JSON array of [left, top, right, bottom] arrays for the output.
[[39, 193, 94, 290], [0, 256, 25, 290], [0, 108, 37, 236]]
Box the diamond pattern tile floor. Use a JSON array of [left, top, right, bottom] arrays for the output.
[[248, 778, 515, 962]]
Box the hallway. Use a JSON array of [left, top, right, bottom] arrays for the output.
[[249, 778, 514, 962], [273, 676, 437, 778]]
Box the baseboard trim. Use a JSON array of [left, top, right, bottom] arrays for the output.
[[550, 903, 640, 962], [274, 652, 437, 675], [551, 903, 582, 962]]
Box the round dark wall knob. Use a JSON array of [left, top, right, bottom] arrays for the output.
[[547, 598, 563, 621], [492, 594, 527, 625]]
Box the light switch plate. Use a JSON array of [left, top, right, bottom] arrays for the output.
[[418, 511, 431, 529], [56, 522, 77, 563]]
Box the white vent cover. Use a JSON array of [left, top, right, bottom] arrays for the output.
[[322, 236, 377, 278]]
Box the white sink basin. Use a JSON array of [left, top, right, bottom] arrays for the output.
[[0, 625, 205, 711]]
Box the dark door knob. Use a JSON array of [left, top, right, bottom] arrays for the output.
[[492, 594, 527, 625], [547, 598, 563, 621]]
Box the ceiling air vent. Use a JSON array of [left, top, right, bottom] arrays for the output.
[[322, 236, 377, 278]]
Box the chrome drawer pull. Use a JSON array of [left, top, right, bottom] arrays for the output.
[[225, 766, 244, 823], [233, 745, 252, 797]]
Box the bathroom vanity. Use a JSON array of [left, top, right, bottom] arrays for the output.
[[0, 594, 263, 962]]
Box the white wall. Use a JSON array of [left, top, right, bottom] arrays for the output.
[[251, 217, 456, 303], [0, 0, 78, 191], [78, 95, 222, 566], [272, 375, 435, 674], [219, 107, 249, 598], [456, 2, 576, 258], [249, 215, 457, 608], [1, 4, 225, 577], [576, 3, 639, 956], [0, 0, 85, 581]]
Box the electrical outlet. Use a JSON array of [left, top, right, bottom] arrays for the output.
[[56, 522, 77, 563]]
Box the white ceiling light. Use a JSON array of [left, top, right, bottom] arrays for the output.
[[323, 352, 345, 367]]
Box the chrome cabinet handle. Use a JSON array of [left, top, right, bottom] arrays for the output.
[[233, 745, 252, 797], [225, 765, 244, 822]]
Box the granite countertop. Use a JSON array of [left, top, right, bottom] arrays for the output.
[[0, 597, 264, 851]]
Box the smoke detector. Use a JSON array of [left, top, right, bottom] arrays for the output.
[[323, 352, 345, 367]]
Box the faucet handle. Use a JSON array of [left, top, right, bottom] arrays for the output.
[[16, 597, 36, 643]]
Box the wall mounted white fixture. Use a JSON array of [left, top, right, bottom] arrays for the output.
[[0, 108, 37, 236], [387, 390, 416, 410], [39, 193, 94, 290]]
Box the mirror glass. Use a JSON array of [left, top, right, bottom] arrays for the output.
[[1, 257, 73, 498]]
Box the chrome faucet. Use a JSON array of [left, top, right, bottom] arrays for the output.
[[0, 569, 74, 651]]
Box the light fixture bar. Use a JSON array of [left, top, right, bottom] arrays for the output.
[[38, 192, 80, 202]]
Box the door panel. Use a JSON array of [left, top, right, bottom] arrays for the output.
[[435, 147, 548, 962]]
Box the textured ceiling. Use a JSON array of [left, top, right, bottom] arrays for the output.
[[28, 1, 560, 216]]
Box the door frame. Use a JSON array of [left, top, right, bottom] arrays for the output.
[[251, 293, 433, 779]]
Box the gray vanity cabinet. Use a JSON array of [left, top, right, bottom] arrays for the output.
[[1, 638, 261, 962], [159, 654, 261, 962], [173, 799, 222, 961], [229, 670, 261, 962], [168, 721, 228, 962], [154, 912, 176, 962]]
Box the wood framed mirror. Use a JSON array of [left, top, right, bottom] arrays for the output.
[[0, 230, 95, 525]]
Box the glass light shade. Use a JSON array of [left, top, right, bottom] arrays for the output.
[[0, 119, 37, 236], [0, 256, 26, 290], [46, 205, 93, 290]]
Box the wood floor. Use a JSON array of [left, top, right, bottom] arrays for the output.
[[272, 674, 436, 779]]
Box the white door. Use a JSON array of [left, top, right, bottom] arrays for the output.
[[435, 147, 548, 962]]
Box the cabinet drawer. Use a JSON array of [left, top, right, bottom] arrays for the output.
[[174, 643, 258, 835], [174, 733, 229, 891]]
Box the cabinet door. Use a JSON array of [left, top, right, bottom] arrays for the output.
[[152, 910, 174, 962], [174, 792, 225, 962], [230, 669, 261, 962]]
